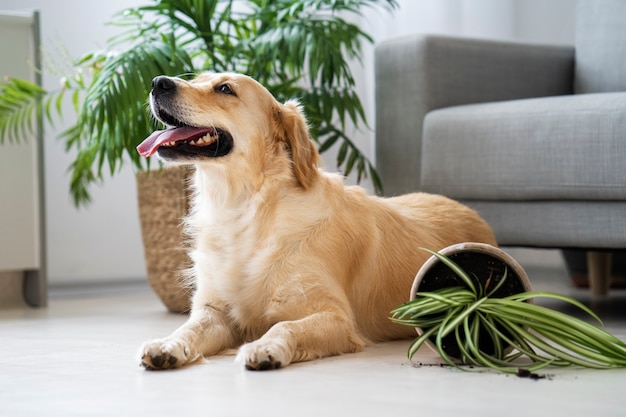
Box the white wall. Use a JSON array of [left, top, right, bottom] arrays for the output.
[[514, 0, 577, 45], [0, 0, 576, 285], [364, 0, 576, 44]]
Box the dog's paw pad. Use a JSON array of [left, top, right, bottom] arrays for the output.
[[236, 341, 290, 371], [245, 357, 282, 371], [139, 338, 190, 370]]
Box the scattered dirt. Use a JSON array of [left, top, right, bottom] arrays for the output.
[[515, 368, 553, 381], [411, 362, 453, 368], [411, 362, 554, 381]]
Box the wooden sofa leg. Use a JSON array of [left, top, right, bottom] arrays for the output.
[[587, 251, 612, 296]]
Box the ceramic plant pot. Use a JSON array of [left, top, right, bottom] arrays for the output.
[[410, 242, 532, 360]]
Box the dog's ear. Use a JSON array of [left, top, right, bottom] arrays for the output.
[[273, 100, 320, 189]]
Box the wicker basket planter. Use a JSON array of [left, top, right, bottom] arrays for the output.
[[136, 166, 194, 313]]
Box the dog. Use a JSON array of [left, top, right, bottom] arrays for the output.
[[136, 72, 497, 371]]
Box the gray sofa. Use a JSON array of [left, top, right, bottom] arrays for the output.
[[374, 0, 626, 295]]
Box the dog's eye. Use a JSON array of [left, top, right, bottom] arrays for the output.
[[217, 84, 235, 96]]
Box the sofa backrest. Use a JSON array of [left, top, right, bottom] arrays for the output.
[[575, 0, 626, 93]]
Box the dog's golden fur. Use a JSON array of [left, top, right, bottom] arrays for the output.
[[138, 72, 497, 370]]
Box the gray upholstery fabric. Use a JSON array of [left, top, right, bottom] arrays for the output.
[[374, 0, 626, 250], [421, 92, 626, 201], [466, 201, 626, 248], [575, 0, 626, 93], [375, 35, 574, 196]]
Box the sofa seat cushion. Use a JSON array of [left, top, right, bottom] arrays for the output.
[[420, 92, 626, 201]]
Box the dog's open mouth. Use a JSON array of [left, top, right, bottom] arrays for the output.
[[137, 126, 233, 159]]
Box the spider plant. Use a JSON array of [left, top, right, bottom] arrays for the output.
[[0, 0, 396, 206], [390, 248, 626, 374]]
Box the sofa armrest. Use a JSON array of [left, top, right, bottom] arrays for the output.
[[375, 34, 575, 196]]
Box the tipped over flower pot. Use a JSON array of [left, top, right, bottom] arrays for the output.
[[409, 243, 532, 360], [391, 243, 626, 374]]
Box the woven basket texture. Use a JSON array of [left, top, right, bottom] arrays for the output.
[[136, 166, 194, 313]]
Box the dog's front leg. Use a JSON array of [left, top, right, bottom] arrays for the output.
[[236, 310, 365, 370], [139, 303, 238, 370]]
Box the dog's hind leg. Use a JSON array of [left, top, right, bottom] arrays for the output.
[[235, 310, 365, 370]]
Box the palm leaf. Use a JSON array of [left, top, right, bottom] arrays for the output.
[[0, 0, 398, 205], [61, 39, 194, 205], [0, 79, 46, 144]]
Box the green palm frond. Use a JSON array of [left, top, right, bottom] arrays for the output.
[[63, 39, 195, 205], [0, 78, 47, 144], [0, 0, 397, 206]]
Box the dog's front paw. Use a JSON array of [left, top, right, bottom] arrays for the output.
[[236, 339, 292, 371], [139, 338, 194, 370]]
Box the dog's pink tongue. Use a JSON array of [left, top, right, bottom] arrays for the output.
[[137, 127, 213, 157], [136, 130, 169, 157]]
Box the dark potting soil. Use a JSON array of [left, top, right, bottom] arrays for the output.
[[516, 368, 551, 380], [412, 362, 553, 380], [417, 251, 526, 296], [416, 251, 528, 359]]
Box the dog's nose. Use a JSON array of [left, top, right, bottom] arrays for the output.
[[152, 76, 176, 95]]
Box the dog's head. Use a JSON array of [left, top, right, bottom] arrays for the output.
[[137, 72, 319, 189]]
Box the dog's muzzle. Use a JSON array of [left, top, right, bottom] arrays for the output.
[[136, 76, 234, 160]]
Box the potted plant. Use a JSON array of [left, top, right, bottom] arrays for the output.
[[0, 0, 396, 312], [391, 243, 626, 375]]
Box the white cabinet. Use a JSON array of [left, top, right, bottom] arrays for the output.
[[0, 10, 46, 306]]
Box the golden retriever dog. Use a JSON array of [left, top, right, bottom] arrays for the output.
[[136, 72, 496, 371]]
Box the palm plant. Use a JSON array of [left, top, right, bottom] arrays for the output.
[[0, 0, 396, 206], [391, 247, 626, 374]]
